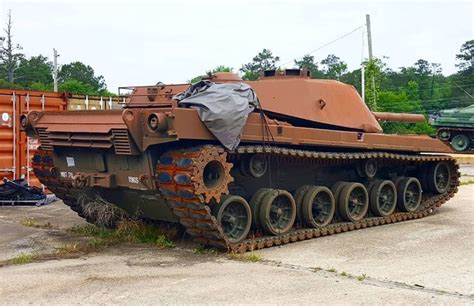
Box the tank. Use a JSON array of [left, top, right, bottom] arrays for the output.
[[21, 69, 460, 252], [431, 104, 474, 152]]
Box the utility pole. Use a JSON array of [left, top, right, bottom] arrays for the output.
[[365, 14, 376, 109], [52, 48, 59, 92], [366, 14, 373, 60]]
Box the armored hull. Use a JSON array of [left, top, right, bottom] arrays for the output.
[[23, 70, 460, 251]]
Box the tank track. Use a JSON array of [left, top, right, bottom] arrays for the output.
[[32, 146, 460, 252], [157, 145, 460, 252], [437, 127, 473, 152], [32, 149, 89, 220]]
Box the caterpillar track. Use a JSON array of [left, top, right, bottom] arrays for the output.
[[32, 143, 459, 252], [156, 145, 460, 252]]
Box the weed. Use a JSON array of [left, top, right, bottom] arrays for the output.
[[56, 243, 84, 256], [156, 235, 175, 249], [193, 245, 207, 254], [193, 245, 217, 255], [245, 253, 263, 262], [357, 274, 367, 281], [68, 220, 176, 249], [19, 218, 52, 229], [340, 271, 347, 276], [228, 252, 262, 262], [327, 267, 337, 273], [460, 180, 474, 186], [8, 253, 33, 265]]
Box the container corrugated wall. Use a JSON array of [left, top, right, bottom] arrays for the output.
[[0, 89, 67, 188], [0, 89, 124, 189], [67, 95, 122, 110]]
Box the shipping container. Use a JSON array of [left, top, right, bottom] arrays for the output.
[[0, 89, 123, 189], [67, 94, 123, 110]]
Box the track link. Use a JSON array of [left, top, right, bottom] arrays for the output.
[[156, 145, 460, 252]]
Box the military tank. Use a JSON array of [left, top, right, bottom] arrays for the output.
[[431, 104, 474, 152], [22, 69, 459, 252]]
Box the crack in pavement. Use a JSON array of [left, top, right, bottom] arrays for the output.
[[254, 258, 473, 300]]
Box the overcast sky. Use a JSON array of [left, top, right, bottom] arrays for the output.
[[1, 0, 472, 92]]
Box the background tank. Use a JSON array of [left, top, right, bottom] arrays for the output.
[[431, 104, 474, 152], [22, 69, 460, 252]]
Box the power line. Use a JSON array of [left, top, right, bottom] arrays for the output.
[[281, 25, 363, 66]]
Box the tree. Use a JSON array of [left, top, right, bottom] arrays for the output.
[[455, 40, 473, 73], [294, 55, 324, 78], [59, 79, 96, 95], [15, 55, 53, 87], [189, 65, 233, 83], [58, 61, 106, 92], [240, 49, 280, 80], [320, 54, 347, 80], [0, 10, 24, 82]]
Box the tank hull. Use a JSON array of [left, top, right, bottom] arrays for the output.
[[25, 74, 461, 251], [433, 105, 474, 152]]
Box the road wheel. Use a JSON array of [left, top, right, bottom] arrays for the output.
[[249, 188, 272, 228], [301, 186, 335, 227], [259, 189, 296, 235], [369, 180, 397, 217], [338, 183, 369, 222], [293, 185, 312, 224], [216, 195, 252, 243], [451, 134, 470, 152], [426, 162, 451, 193], [331, 181, 349, 202], [396, 177, 422, 212]]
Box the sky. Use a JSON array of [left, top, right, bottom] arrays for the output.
[[0, 0, 472, 93]]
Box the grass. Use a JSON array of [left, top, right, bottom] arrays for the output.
[[460, 180, 474, 186], [326, 267, 337, 273], [1, 220, 176, 267], [357, 274, 367, 281], [19, 218, 53, 229], [68, 220, 175, 250], [8, 253, 33, 265], [193, 245, 217, 255], [228, 252, 263, 262]]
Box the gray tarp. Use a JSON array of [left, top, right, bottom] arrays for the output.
[[173, 80, 257, 150]]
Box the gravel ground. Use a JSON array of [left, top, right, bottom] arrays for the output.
[[0, 167, 472, 304]]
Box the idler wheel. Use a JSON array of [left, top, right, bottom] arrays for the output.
[[426, 162, 451, 194], [451, 134, 470, 152], [301, 186, 335, 228], [369, 180, 397, 217], [249, 188, 272, 228], [259, 189, 296, 235], [216, 195, 252, 243], [338, 183, 369, 222], [396, 177, 422, 212]]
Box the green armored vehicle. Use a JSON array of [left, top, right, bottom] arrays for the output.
[[432, 104, 474, 152]]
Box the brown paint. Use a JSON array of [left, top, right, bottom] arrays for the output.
[[24, 72, 453, 157]]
